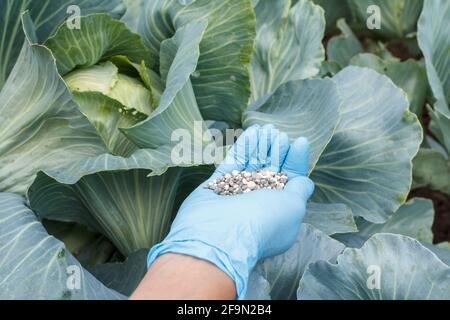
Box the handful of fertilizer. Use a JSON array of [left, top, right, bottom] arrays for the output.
[[206, 169, 289, 196]]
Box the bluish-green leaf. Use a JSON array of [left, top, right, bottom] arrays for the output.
[[30, 168, 183, 257], [311, 67, 423, 223], [305, 203, 357, 236], [0, 0, 125, 89], [327, 19, 363, 66], [0, 193, 124, 300], [139, 0, 256, 126], [333, 199, 450, 265], [27, 142, 221, 257], [243, 78, 340, 173], [122, 20, 207, 149], [312, 0, 352, 33], [31, 146, 180, 184], [428, 107, 450, 153], [334, 236, 450, 267], [0, 20, 107, 195], [356, 198, 435, 243], [413, 148, 450, 194], [249, 224, 345, 300], [89, 249, 148, 296], [121, 0, 145, 32], [244, 271, 271, 300], [423, 243, 450, 266], [417, 0, 449, 111], [45, 14, 153, 75], [298, 234, 450, 300], [350, 54, 429, 116], [251, 0, 325, 100]]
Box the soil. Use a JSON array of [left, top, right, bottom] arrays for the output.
[[409, 188, 450, 244], [386, 40, 423, 61]]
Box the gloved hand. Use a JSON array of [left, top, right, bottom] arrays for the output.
[[147, 125, 315, 299]]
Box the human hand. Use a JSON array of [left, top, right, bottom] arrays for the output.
[[147, 125, 314, 299]]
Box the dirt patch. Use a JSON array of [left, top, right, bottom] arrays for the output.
[[409, 188, 450, 244]]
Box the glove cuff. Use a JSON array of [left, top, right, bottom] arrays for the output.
[[147, 240, 251, 300]]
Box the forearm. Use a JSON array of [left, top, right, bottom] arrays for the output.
[[129, 253, 236, 300]]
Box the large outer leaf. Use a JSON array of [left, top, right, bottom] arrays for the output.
[[251, 0, 325, 100], [298, 234, 450, 300], [0, 193, 124, 300], [138, 0, 256, 126], [248, 224, 345, 300], [305, 203, 357, 236], [417, 0, 449, 112], [243, 78, 340, 173], [0, 22, 107, 195], [29, 145, 177, 184], [121, 0, 145, 32], [28, 142, 219, 257], [417, 0, 450, 152], [253, 0, 290, 31], [45, 14, 153, 75], [333, 199, 450, 266], [311, 67, 423, 223], [348, 0, 424, 39], [0, 0, 125, 89], [356, 198, 435, 243], [350, 54, 429, 117], [29, 167, 183, 257], [339, 236, 450, 266], [413, 148, 450, 194], [89, 249, 148, 296], [122, 20, 207, 149], [424, 243, 450, 267], [245, 197, 358, 300]]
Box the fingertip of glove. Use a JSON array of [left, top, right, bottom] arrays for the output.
[[285, 176, 315, 200], [277, 132, 290, 149], [293, 137, 310, 152]]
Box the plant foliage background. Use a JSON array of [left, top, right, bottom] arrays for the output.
[[0, 0, 449, 300]]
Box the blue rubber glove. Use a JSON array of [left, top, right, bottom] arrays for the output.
[[147, 125, 315, 299]]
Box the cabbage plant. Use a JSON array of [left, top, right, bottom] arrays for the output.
[[0, 0, 449, 300]]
